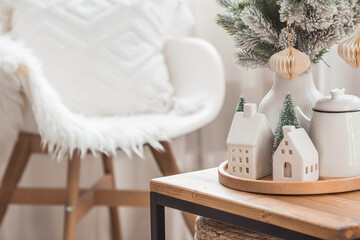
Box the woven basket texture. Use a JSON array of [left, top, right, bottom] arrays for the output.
[[194, 217, 281, 240]]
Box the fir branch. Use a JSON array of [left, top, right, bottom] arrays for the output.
[[278, 26, 297, 49], [305, 0, 337, 18], [298, 4, 334, 31], [312, 48, 330, 64], [216, 13, 237, 36], [235, 50, 269, 69], [216, 0, 249, 14], [253, 0, 281, 29], [240, 5, 279, 45], [321, 58, 331, 68], [233, 27, 263, 50], [252, 43, 279, 58], [279, 0, 305, 24], [216, 0, 237, 9], [216, 0, 356, 70]]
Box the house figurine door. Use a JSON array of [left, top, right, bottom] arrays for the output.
[[284, 162, 292, 178]]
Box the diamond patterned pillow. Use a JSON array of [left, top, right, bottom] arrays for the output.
[[11, 0, 174, 116]]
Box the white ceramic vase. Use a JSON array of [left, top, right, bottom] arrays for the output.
[[259, 72, 323, 132]]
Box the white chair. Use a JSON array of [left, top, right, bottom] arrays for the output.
[[0, 1, 225, 240]]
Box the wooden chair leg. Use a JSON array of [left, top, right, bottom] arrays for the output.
[[149, 142, 197, 236], [102, 154, 121, 240], [63, 152, 81, 240], [0, 134, 31, 226]]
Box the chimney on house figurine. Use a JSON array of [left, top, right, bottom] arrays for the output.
[[282, 125, 296, 135], [244, 103, 257, 118]]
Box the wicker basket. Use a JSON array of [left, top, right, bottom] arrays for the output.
[[194, 217, 280, 240]]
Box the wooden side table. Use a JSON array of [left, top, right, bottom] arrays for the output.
[[150, 168, 360, 240]]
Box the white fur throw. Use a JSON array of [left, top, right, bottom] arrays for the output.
[[0, 36, 200, 160]]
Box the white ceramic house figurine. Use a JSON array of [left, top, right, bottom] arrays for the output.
[[227, 103, 273, 179], [273, 126, 319, 182]]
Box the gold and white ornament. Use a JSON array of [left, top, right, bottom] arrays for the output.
[[338, 27, 360, 68], [269, 46, 311, 80], [269, 20, 310, 80], [338, 3, 360, 69]]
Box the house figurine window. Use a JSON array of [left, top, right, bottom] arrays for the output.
[[284, 162, 292, 178]]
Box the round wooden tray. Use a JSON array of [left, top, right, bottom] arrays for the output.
[[218, 161, 360, 195]]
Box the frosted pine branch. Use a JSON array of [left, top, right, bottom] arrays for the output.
[[233, 27, 263, 50], [278, 26, 297, 49], [216, 0, 357, 70], [217, 0, 237, 9], [305, 0, 337, 17], [235, 50, 269, 69], [240, 5, 279, 45], [216, 13, 237, 36], [279, 0, 304, 24], [298, 4, 335, 31]]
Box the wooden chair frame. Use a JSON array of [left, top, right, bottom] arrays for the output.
[[0, 132, 196, 240]]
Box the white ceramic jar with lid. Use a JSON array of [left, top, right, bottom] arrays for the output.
[[296, 88, 360, 178]]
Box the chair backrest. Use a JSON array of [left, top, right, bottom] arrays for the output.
[[10, 0, 175, 116]]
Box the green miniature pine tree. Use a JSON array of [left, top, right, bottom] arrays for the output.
[[236, 96, 246, 112], [272, 93, 301, 155]]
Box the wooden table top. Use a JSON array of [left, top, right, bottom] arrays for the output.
[[150, 168, 360, 240]]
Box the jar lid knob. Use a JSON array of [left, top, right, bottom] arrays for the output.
[[330, 88, 345, 100]]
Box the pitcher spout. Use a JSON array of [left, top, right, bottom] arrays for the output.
[[295, 106, 311, 133]]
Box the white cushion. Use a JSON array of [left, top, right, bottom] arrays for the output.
[[11, 0, 174, 116]]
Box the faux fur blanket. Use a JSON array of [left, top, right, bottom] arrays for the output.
[[0, 36, 200, 160]]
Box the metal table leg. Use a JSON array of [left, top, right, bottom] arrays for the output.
[[150, 192, 165, 240]]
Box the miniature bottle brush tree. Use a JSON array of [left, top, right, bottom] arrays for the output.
[[272, 93, 300, 155]]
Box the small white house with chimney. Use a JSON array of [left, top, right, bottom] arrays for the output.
[[273, 126, 319, 182], [227, 103, 273, 180]]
